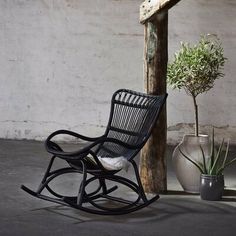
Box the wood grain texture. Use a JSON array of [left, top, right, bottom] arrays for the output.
[[140, 11, 168, 193], [140, 0, 181, 24]]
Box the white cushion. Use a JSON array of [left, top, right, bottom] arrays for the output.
[[97, 156, 130, 171]]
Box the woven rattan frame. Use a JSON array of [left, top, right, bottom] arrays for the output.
[[22, 89, 167, 215]]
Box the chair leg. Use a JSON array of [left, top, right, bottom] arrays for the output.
[[21, 155, 56, 196], [77, 161, 87, 206], [37, 155, 56, 194], [21, 156, 79, 204], [99, 177, 108, 194]]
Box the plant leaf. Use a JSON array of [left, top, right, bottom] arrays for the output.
[[217, 139, 230, 174], [210, 127, 215, 168], [178, 147, 204, 174], [223, 157, 236, 170], [210, 138, 224, 175], [199, 145, 207, 174]]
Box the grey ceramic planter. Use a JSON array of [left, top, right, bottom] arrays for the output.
[[200, 174, 224, 201], [172, 134, 210, 193]]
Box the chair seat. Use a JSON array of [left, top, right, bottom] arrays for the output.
[[68, 158, 120, 174]]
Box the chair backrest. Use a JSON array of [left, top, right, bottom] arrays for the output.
[[96, 89, 167, 159]]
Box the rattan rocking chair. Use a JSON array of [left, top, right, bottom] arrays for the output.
[[21, 89, 167, 215]]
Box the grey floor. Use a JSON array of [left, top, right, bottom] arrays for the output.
[[1, 139, 236, 236]]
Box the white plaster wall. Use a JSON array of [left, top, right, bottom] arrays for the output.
[[0, 0, 235, 144]]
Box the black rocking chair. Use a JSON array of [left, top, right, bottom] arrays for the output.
[[21, 89, 167, 215]]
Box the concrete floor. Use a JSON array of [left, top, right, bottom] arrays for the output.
[[1, 139, 236, 236]]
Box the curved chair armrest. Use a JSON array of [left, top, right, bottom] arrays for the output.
[[45, 135, 138, 160], [45, 129, 105, 159], [46, 129, 105, 142]]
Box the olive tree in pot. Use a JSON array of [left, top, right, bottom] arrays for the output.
[[179, 129, 236, 200], [167, 35, 227, 193]]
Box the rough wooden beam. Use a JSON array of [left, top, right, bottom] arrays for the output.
[[140, 0, 181, 24], [140, 11, 168, 193]]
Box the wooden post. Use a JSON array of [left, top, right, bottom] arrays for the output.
[[140, 12, 168, 193], [139, 0, 181, 193]]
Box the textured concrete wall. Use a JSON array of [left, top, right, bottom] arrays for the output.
[[168, 0, 236, 144], [0, 0, 235, 144], [0, 0, 144, 140]]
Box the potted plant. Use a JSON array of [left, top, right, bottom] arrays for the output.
[[179, 129, 236, 200], [167, 34, 227, 193]]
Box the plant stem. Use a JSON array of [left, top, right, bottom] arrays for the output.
[[192, 95, 199, 136]]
